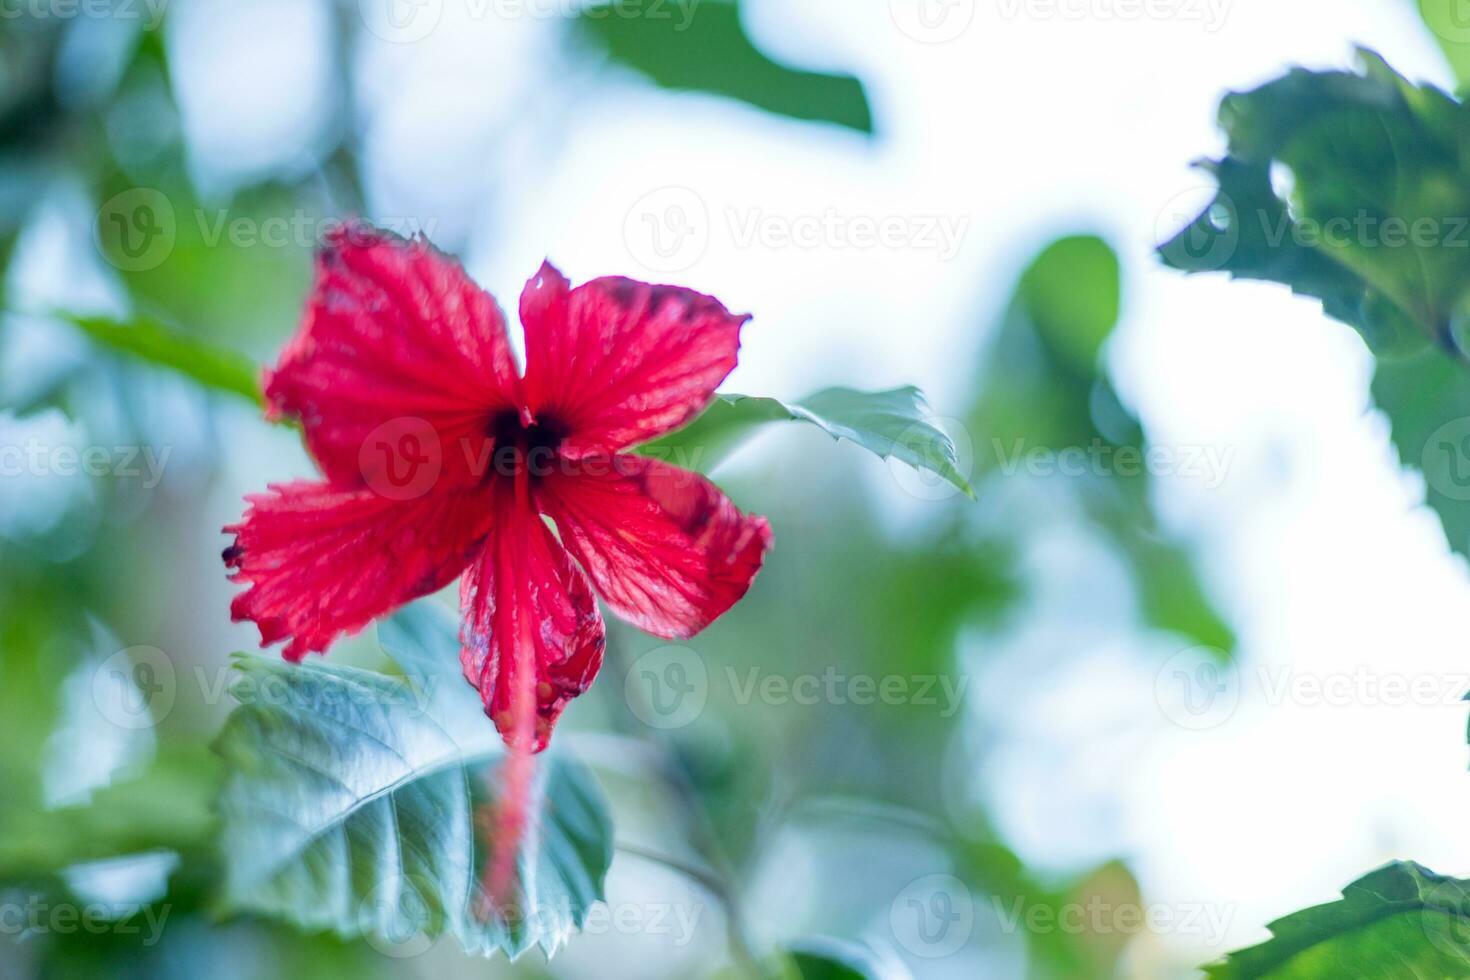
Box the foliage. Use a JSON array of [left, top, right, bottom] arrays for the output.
[[1159, 48, 1470, 558], [574, 0, 872, 133], [213, 603, 614, 959], [1204, 862, 1470, 978]]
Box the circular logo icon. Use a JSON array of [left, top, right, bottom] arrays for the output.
[[1154, 646, 1238, 731], [359, 417, 443, 501], [887, 415, 975, 502], [93, 646, 176, 730], [889, 0, 976, 43], [1422, 418, 1470, 502], [1421, 877, 1470, 962], [358, 0, 444, 43], [1421, 0, 1470, 45], [1156, 186, 1239, 272], [624, 646, 708, 730], [95, 189, 176, 272], [623, 187, 710, 274], [890, 874, 974, 958], [359, 875, 436, 957]]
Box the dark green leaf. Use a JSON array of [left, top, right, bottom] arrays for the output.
[[1157, 49, 1465, 355], [1205, 861, 1470, 978], [1372, 349, 1470, 556], [1159, 48, 1470, 560], [637, 386, 974, 497], [60, 312, 263, 406], [574, 0, 872, 133], [212, 602, 614, 959], [784, 936, 895, 979]]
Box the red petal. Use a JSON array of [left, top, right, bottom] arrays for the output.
[[520, 265, 749, 457], [539, 455, 772, 639], [460, 484, 605, 751], [266, 223, 521, 490], [224, 482, 490, 660]]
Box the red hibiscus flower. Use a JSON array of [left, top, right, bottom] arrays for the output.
[[223, 223, 773, 759]]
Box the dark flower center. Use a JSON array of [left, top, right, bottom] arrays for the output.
[[489, 409, 567, 479]]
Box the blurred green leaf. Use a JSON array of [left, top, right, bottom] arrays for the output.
[[783, 936, 896, 979], [1018, 235, 1121, 374], [58, 312, 263, 406], [1204, 861, 1470, 978], [0, 745, 218, 878], [1412, 1, 1470, 90], [982, 235, 1235, 653], [574, 0, 872, 133], [638, 386, 974, 497], [213, 602, 613, 960], [1160, 48, 1470, 562]]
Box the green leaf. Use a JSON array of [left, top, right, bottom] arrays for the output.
[[981, 235, 1235, 653], [1413, 0, 1470, 91], [1157, 49, 1466, 355], [637, 386, 974, 497], [60, 312, 263, 406], [1205, 861, 1470, 978], [212, 602, 614, 960], [0, 745, 218, 878], [1017, 234, 1121, 374], [1159, 49, 1470, 560], [783, 937, 894, 979], [574, 0, 872, 133], [1372, 349, 1470, 556]]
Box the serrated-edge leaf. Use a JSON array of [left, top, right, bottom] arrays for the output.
[[211, 643, 613, 960], [638, 386, 974, 497], [1205, 861, 1470, 978]]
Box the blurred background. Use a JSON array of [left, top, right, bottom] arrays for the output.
[[3, 0, 1470, 977]]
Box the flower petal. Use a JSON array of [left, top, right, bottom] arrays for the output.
[[266, 223, 521, 490], [224, 481, 490, 660], [520, 265, 749, 457], [460, 484, 605, 751], [539, 455, 772, 639]]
